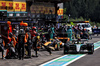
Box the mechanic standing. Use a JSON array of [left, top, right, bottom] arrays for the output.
[[66, 26, 72, 41], [0, 35, 5, 59], [25, 27, 32, 58], [18, 29, 27, 60], [30, 27, 38, 57], [50, 25, 55, 40]]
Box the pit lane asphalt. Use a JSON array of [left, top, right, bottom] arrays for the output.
[[0, 35, 100, 66], [68, 35, 100, 66]]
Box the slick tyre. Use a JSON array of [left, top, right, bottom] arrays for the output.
[[64, 49, 68, 54], [88, 45, 94, 54], [64, 44, 69, 54]]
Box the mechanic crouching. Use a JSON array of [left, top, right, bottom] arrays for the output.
[[6, 33, 17, 59], [0, 35, 5, 59], [81, 29, 89, 39], [32, 33, 40, 57]]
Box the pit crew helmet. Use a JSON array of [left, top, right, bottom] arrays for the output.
[[19, 29, 25, 34], [32, 27, 36, 29], [25, 27, 30, 32]]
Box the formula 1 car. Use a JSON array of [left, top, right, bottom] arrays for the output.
[[64, 39, 94, 54], [43, 38, 62, 51]]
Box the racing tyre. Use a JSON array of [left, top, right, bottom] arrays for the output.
[[64, 49, 68, 54], [88, 45, 94, 54], [64, 44, 69, 54]]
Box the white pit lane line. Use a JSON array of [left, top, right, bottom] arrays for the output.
[[62, 54, 86, 66], [40, 41, 100, 66]]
